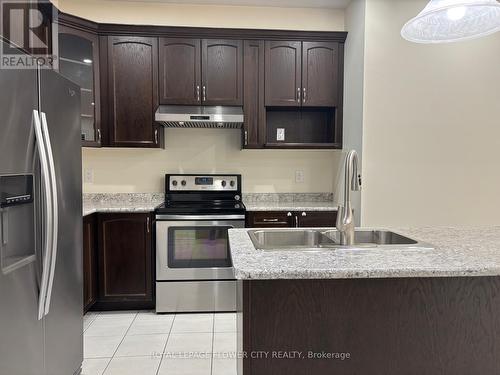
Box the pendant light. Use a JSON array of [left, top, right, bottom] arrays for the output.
[[401, 0, 500, 43]]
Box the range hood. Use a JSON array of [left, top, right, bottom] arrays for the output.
[[155, 105, 244, 129]]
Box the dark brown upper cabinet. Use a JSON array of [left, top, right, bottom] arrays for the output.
[[159, 38, 201, 105], [202, 39, 243, 106], [302, 42, 339, 107], [265, 41, 302, 107], [57, 25, 101, 147], [265, 41, 340, 108], [242, 40, 265, 149], [159, 38, 243, 106], [106, 36, 162, 148]]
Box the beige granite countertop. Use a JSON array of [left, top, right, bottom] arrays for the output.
[[245, 201, 338, 211], [228, 226, 500, 279], [82, 193, 163, 216]]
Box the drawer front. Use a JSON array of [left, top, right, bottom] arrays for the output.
[[297, 211, 337, 227], [246, 211, 292, 228]]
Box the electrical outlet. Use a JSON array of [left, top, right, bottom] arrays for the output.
[[84, 169, 94, 184], [276, 128, 285, 141], [295, 170, 305, 183]]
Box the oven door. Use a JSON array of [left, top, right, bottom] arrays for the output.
[[156, 215, 245, 280]]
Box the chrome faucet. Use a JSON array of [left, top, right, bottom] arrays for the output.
[[336, 150, 361, 245]]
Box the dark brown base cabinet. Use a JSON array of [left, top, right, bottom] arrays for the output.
[[83, 214, 98, 312], [246, 211, 337, 228], [83, 213, 154, 312], [238, 277, 500, 375], [93, 213, 154, 310]]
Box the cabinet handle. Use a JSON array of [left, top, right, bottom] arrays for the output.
[[147, 217, 150, 233], [287, 212, 292, 217], [301, 211, 307, 217], [296, 88, 301, 103], [196, 85, 200, 102], [154, 129, 158, 144], [262, 218, 279, 222], [303, 88, 306, 103], [203, 86, 206, 102], [97, 128, 101, 143], [244, 130, 248, 146], [295, 215, 299, 227]]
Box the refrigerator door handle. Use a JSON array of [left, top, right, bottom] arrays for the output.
[[40, 112, 59, 317], [33, 109, 53, 321]]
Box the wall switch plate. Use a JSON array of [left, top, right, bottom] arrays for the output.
[[84, 169, 94, 184], [277, 128, 285, 141], [295, 170, 305, 183]]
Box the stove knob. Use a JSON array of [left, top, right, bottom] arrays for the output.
[[221, 180, 227, 187], [181, 180, 187, 186], [172, 180, 178, 186], [230, 180, 235, 187]]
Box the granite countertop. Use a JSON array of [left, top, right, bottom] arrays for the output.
[[243, 192, 337, 211], [245, 201, 338, 211], [82, 193, 163, 216], [228, 226, 500, 279], [82, 192, 337, 216]]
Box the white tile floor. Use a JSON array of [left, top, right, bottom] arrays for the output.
[[82, 311, 238, 375]]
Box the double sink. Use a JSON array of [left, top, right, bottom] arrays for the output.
[[248, 229, 434, 251]]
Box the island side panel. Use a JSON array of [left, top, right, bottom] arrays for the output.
[[238, 277, 500, 375]]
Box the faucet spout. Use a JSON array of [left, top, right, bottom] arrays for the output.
[[336, 150, 360, 246]]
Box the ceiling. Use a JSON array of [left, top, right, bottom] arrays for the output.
[[102, 0, 351, 9]]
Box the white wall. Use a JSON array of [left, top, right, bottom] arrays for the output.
[[83, 130, 343, 194], [361, 0, 500, 226], [340, 0, 366, 224], [56, 0, 345, 31]]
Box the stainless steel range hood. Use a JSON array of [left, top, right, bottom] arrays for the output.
[[155, 105, 244, 129]]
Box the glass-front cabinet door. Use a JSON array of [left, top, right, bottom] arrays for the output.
[[57, 26, 101, 147]]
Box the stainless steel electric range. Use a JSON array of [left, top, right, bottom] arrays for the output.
[[155, 174, 245, 313]]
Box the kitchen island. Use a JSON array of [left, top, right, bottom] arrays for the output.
[[229, 227, 500, 375]]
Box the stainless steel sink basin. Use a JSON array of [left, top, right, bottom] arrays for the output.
[[322, 230, 418, 246], [248, 229, 336, 250], [247, 229, 434, 251]]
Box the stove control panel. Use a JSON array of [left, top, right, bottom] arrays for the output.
[[168, 175, 240, 192]]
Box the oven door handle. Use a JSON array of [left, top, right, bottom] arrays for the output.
[[156, 214, 245, 221]]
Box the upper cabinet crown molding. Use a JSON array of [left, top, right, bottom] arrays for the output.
[[56, 13, 347, 42]]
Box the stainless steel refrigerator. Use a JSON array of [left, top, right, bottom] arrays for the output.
[[0, 40, 83, 375]]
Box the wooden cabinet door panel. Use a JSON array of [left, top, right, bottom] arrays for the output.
[[159, 38, 201, 105], [302, 42, 339, 107], [297, 211, 337, 227], [202, 39, 243, 105], [98, 213, 152, 303], [107, 36, 160, 147], [265, 41, 302, 106], [246, 211, 293, 228], [83, 214, 97, 312], [243, 40, 265, 148]]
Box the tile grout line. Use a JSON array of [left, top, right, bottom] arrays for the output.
[[210, 313, 216, 375], [100, 312, 139, 375], [155, 312, 176, 375], [83, 311, 100, 333]]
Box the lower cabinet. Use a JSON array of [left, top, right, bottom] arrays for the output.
[[83, 214, 98, 312], [94, 213, 154, 310], [83, 212, 154, 312], [246, 210, 337, 228]]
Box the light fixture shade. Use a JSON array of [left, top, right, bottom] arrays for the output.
[[401, 0, 500, 43]]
